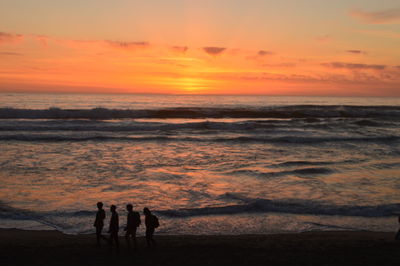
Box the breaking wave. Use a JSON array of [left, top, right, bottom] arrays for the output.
[[158, 197, 400, 218], [1, 105, 400, 119], [226, 167, 335, 179], [0, 134, 398, 143], [1, 197, 399, 234]]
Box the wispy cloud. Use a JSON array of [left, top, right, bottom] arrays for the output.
[[356, 29, 400, 40], [0, 52, 22, 56], [315, 35, 333, 43], [202, 46, 226, 56], [257, 50, 274, 56], [32, 35, 50, 47], [106, 41, 150, 49], [206, 71, 350, 84], [262, 63, 296, 68], [347, 50, 366, 55], [171, 46, 188, 54], [0, 32, 23, 44], [246, 49, 275, 61], [350, 8, 400, 24], [322, 62, 386, 70]]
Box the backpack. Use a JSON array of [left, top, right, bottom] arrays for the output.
[[153, 215, 159, 228]]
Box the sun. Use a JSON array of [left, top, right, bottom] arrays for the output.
[[175, 77, 208, 93]]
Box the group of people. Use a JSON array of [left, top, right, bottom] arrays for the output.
[[94, 202, 159, 249]]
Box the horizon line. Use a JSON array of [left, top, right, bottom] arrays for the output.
[[1, 91, 400, 98]]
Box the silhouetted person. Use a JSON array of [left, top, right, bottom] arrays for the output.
[[143, 207, 159, 248], [396, 215, 400, 240], [109, 205, 119, 249], [93, 202, 107, 246], [125, 204, 141, 249]]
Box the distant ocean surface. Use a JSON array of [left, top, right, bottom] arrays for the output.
[[0, 93, 400, 235]]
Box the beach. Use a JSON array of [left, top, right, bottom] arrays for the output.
[[0, 229, 399, 265]]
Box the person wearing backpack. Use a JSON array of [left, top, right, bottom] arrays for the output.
[[125, 204, 141, 249], [143, 207, 159, 248]]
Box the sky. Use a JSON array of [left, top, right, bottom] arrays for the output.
[[0, 0, 400, 96]]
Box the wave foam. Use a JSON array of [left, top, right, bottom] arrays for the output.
[[158, 197, 400, 218], [1, 134, 399, 143]]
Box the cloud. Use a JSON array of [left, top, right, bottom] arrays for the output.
[[208, 71, 350, 84], [59, 39, 151, 51], [171, 46, 188, 54], [316, 35, 333, 43], [246, 49, 275, 61], [347, 50, 366, 54], [207, 69, 400, 87], [32, 35, 50, 47], [322, 62, 386, 70], [0, 32, 23, 44], [257, 50, 274, 56], [356, 29, 400, 40], [0, 52, 22, 56], [202, 46, 226, 56], [55, 39, 101, 49], [262, 63, 296, 68], [106, 40, 150, 49], [350, 8, 400, 24]]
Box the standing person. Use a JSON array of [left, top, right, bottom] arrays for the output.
[[125, 204, 141, 249], [93, 202, 107, 246], [143, 207, 159, 248], [109, 205, 119, 249]]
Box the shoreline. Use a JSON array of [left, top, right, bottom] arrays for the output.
[[1, 229, 399, 265]]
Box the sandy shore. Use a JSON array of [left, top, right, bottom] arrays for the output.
[[0, 229, 399, 265]]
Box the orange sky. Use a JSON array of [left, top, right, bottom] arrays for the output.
[[0, 0, 399, 96]]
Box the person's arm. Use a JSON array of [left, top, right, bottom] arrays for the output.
[[94, 212, 98, 227]]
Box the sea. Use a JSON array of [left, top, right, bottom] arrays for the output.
[[0, 93, 399, 235]]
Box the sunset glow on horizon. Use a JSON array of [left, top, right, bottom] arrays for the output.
[[1, 0, 400, 96]]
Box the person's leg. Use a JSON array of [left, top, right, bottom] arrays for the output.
[[125, 231, 131, 248], [114, 232, 120, 248], [96, 227, 102, 246], [145, 229, 151, 247], [132, 228, 137, 249], [110, 232, 117, 246], [150, 228, 156, 247]]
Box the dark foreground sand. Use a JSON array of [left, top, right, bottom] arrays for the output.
[[0, 229, 399, 266]]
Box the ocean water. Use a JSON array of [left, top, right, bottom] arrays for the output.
[[0, 93, 399, 235]]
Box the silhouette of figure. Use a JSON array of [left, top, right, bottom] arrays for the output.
[[108, 205, 119, 249], [143, 207, 159, 248], [396, 215, 400, 240], [125, 204, 141, 249], [93, 202, 107, 246]]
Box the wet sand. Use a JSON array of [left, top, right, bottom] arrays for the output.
[[0, 229, 399, 265]]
